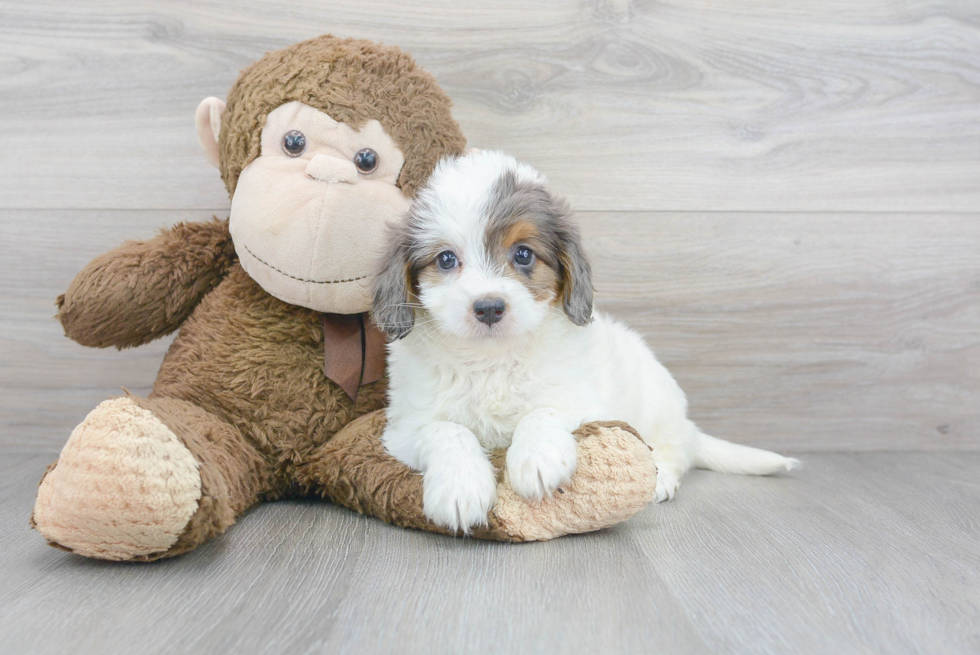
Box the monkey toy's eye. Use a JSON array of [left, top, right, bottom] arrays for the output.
[[436, 251, 459, 271], [354, 148, 379, 174], [282, 130, 307, 157], [513, 246, 534, 267]]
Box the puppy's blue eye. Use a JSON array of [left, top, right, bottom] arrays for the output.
[[437, 251, 459, 270], [514, 246, 534, 266]]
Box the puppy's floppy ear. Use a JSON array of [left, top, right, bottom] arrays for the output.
[[371, 224, 416, 340], [552, 198, 594, 326]]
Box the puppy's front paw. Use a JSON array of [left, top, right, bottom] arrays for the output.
[[506, 428, 578, 502], [422, 458, 497, 534]]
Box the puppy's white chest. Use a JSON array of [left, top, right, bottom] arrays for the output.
[[439, 365, 537, 449]]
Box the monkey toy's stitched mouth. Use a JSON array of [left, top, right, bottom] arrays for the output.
[[306, 174, 354, 185], [242, 243, 368, 285]]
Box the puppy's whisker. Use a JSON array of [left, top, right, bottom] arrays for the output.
[[406, 314, 440, 327], [418, 320, 462, 352]]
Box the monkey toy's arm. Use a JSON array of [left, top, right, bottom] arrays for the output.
[[58, 217, 236, 349]]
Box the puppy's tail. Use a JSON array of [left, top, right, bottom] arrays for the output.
[[693, 431, 800, 476]]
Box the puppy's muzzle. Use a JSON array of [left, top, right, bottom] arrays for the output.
[[473, 297, 506, 326]]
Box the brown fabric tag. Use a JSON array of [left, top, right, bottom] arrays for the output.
[[321, 313, 365, 402], [321, 313, 388, 403], [362, 316, 388, 387]]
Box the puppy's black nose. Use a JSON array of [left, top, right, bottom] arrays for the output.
[[473, 297, 506, 326]]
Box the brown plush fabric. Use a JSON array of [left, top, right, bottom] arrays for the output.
[[58, 218, 235, 349], [219, 35, 467, 198], [295, 410, 464, 537], [149, 265, 389, 495]]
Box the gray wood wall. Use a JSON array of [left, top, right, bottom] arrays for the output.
[[1, 0, 978, 454]]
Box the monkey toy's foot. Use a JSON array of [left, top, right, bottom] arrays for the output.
[[32, 397, 203, 560]]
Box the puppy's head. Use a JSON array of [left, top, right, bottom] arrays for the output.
[[372, 150, 593, 342]]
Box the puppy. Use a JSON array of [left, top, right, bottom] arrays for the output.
[[372, 150, 798, 533]]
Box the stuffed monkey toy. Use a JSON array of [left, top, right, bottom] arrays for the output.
[[30, 35, 656, 561]]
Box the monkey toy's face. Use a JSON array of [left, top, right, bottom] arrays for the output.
[[195, 36, 467, 314], [198, 99, 413, 314]]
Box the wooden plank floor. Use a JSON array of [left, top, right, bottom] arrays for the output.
[[1, 452, 977, 655]]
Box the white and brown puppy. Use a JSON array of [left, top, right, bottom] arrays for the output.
[[372, 150, 798, 533]]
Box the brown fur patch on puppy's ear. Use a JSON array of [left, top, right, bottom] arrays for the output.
[[371, 223, 417, 340], [554, 211, 594, 326]]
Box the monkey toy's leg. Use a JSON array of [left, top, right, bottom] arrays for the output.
[[296, 410, 658, 541], [32, 395, 270, 561]]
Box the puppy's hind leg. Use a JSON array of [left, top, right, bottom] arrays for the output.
[[651, 465, 678, 503], [652, 455, 691, 503], [646, 421, 698, 503]]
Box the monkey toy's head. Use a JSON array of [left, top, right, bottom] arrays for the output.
[[195, 35, 466, 314]]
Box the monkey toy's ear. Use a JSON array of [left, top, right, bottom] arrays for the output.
[[195, 97, 226, 168]]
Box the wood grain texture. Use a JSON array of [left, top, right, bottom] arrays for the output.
[[1, 452, 977, 654], [3, 209, 976, 454], [0, 0, 978, 212]]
